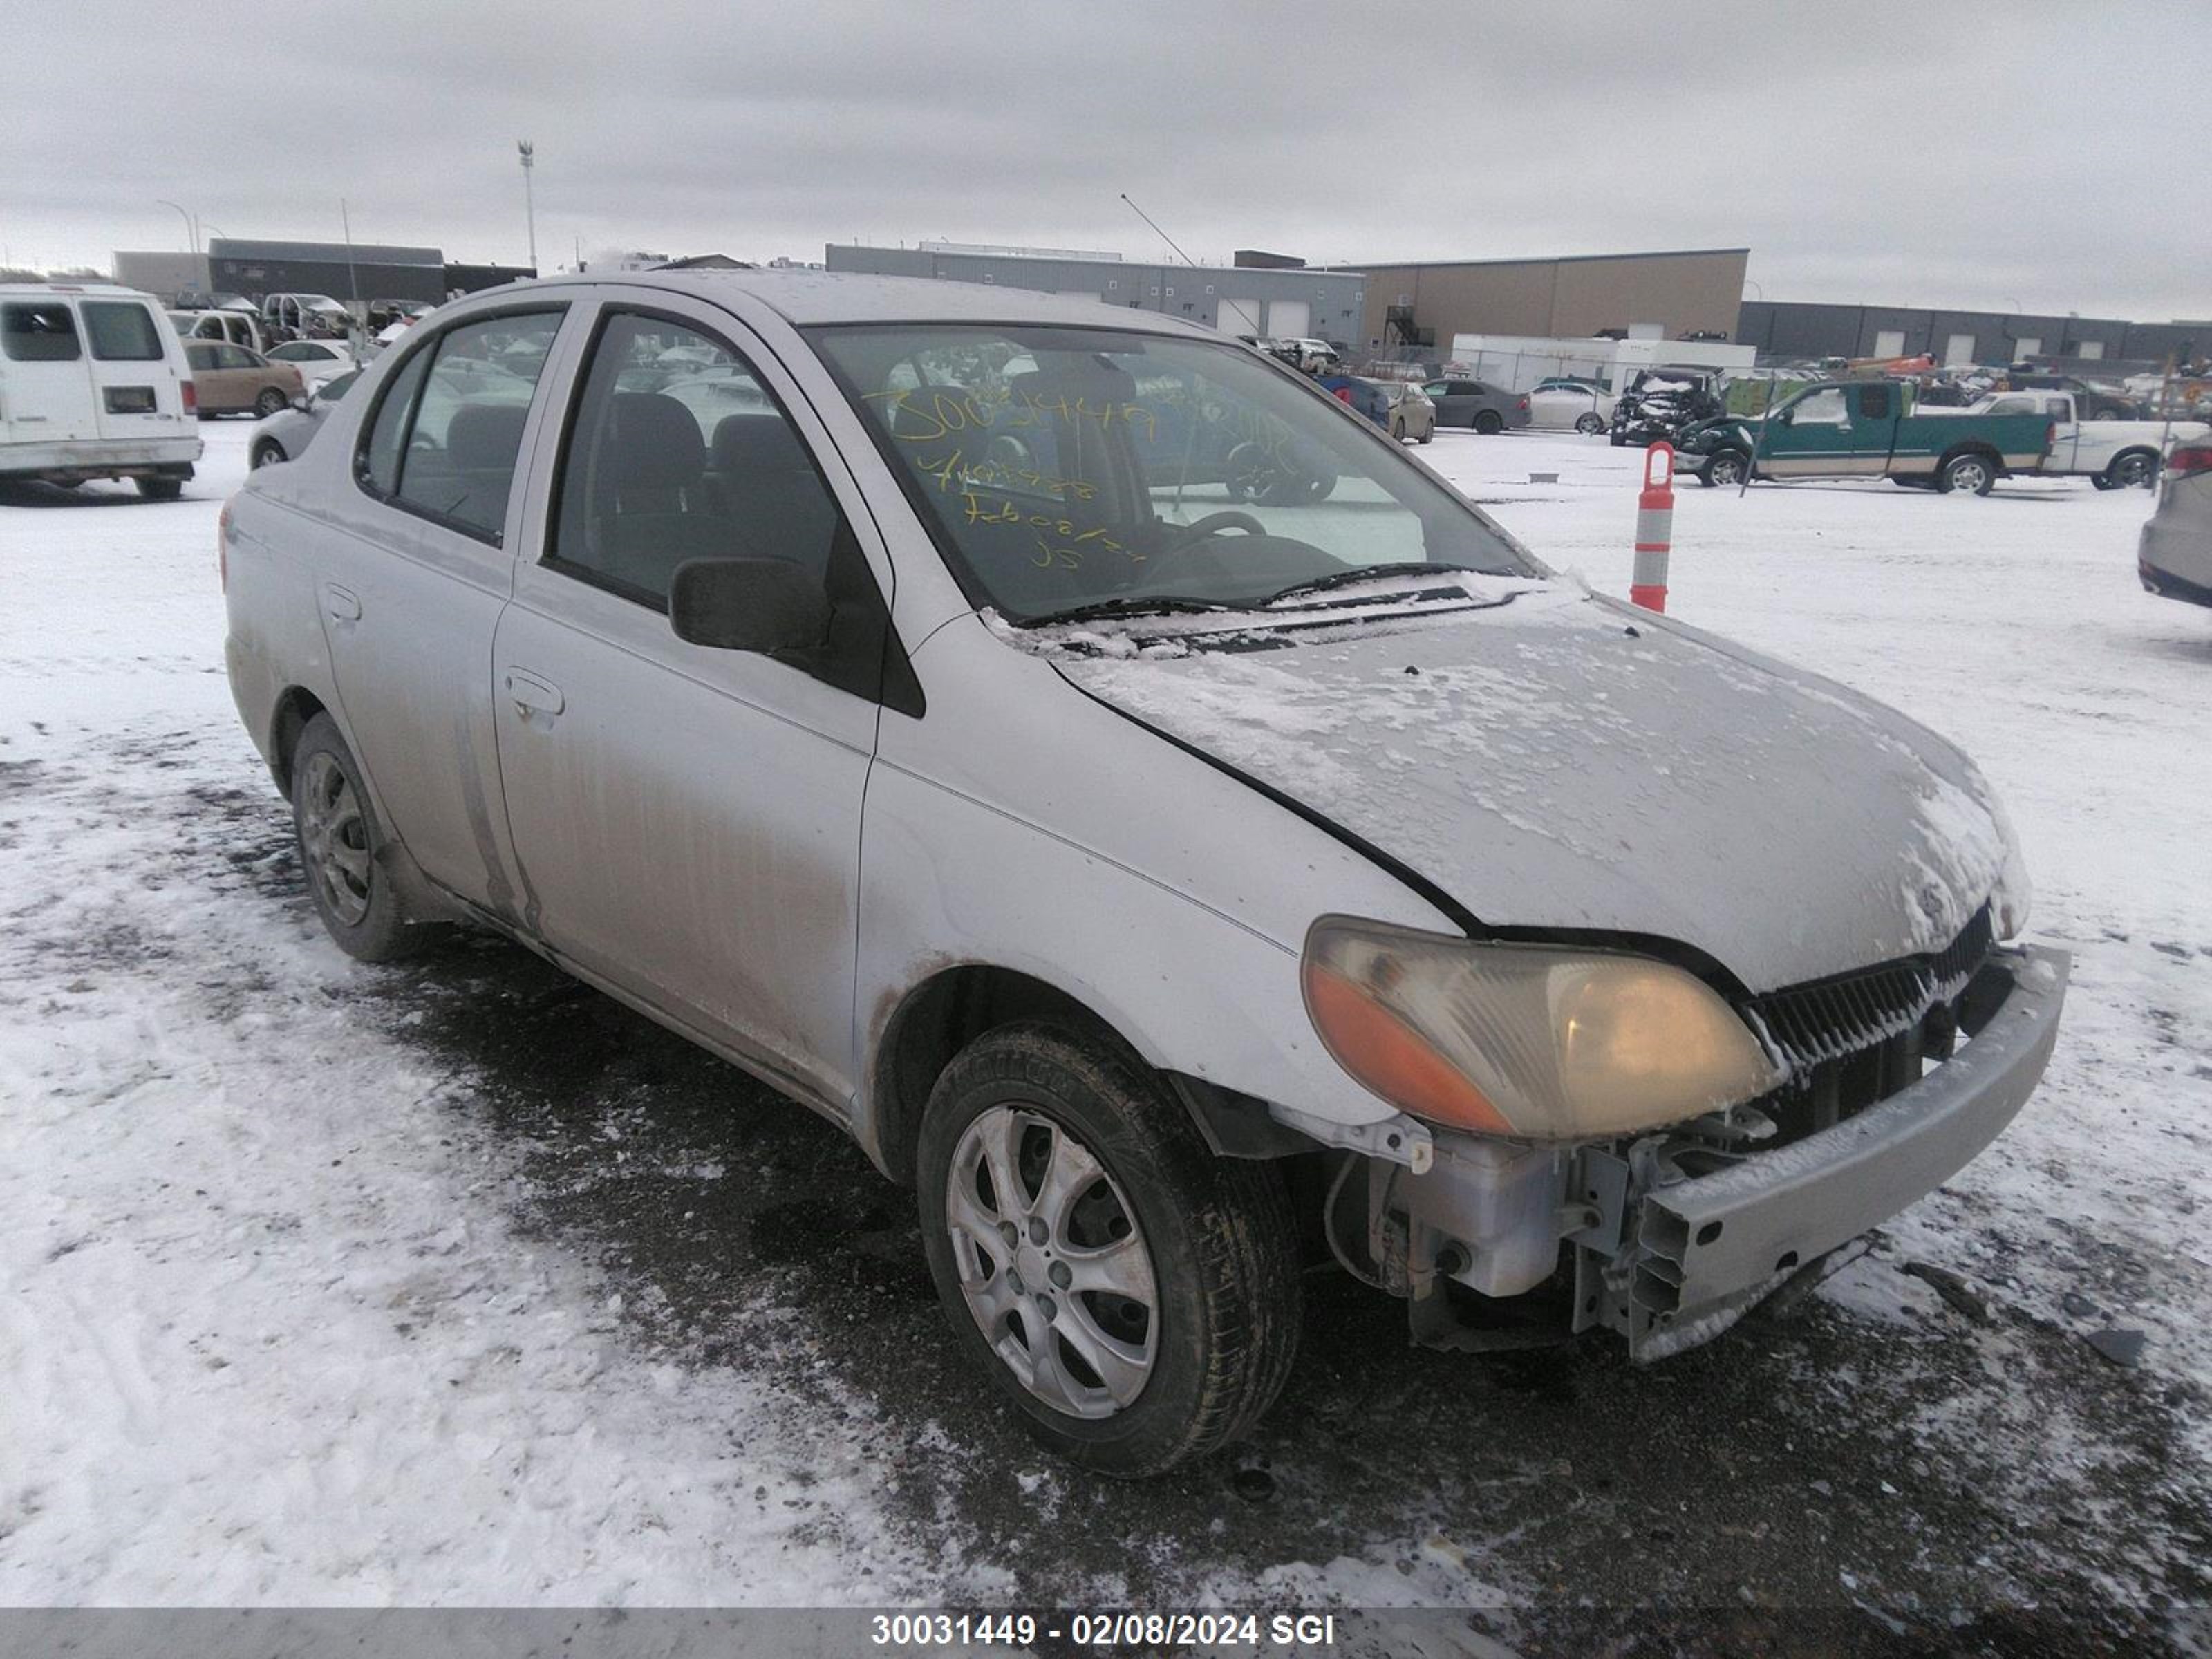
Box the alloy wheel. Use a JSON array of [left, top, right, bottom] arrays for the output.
[[944, 1105, 1159, 1419]]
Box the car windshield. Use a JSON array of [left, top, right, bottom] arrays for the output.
[[810, 324, 1533, 622]]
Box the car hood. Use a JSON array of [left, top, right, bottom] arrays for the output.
[[1051, 581, 2025, 992]]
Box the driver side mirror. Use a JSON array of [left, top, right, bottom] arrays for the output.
[[668, 557, 831, 656], [1774, 408, 1793, 425]]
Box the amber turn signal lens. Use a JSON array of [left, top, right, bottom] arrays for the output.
[[1302, 960, 1514, 1135]]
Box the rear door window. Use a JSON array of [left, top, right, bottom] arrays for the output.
[[82, 301, 166, 361], [357, 310, 564, 543], [2, 302, 82, 362]]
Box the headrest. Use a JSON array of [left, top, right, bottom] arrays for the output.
[[605, 392, 705, 490], [712, 413, 811, 474], [444, 403, 529, 472]]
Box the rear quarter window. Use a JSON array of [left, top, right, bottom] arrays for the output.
[[3, 302, 82, 362]]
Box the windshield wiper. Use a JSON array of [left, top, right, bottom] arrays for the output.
[[1014, 594, 1236, 628], [1261, 561, 1489, 607]]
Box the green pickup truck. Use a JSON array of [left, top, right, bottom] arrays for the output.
[[1674, 379, 2054, 495]]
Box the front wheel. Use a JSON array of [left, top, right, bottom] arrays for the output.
[[1574, 411, 1605, 435], [1937, 452, 1996, 496], [917, 1024, 1302, 1475], [1705, 449, 1749, 488], [1389, 418, 1405, 442]]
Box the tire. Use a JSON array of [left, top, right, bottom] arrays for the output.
[[133, 476, 183, 501], [1609, 429, 1627, 447], [1936, 452, 1996, 496], [250, 440, 287, 470], [1474, 411, 1503, 435], [290, 713, 446, 962], [1705, 449, 1749, 489], [1417, 424, 1434, 445], [1389, 418, 1405, 442], [254, 387, 289, 419], [917, 1022, 1302, 1476], [2104, 449, 2158, 489], [1574, 411, 1605, 435]]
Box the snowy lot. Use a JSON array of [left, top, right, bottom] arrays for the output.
[[2, 422, 2208, 1646]]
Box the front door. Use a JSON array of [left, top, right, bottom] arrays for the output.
[[1760, 385, 1855, 476], [1, 297, 97, 440], [491, 298, 891, 1115]]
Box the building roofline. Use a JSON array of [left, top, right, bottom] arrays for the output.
[[1318, 247, 1750, 272]]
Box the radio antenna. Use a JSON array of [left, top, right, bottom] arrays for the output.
[[1119, 192, 1201, 268]]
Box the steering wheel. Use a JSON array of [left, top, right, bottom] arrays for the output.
[[1162, 509, 1267, 545]]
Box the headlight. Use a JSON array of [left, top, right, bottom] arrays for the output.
[[1301, 917, 1783, 1141]]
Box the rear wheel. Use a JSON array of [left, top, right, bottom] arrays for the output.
[[1937, 452, 1996, 496], [1574, 411, 1605, 435], [917, 1023, 1302, 1475], [250, 439, 287, 470], [2103, 449, 2158, 489], [1474, 411, 1503, 435], [254, 387, 289, 419], [133, 476, 183, 500], [290, 713, 447, 962]]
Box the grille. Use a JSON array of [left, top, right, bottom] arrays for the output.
[[1743, 906, 1994, 1076]]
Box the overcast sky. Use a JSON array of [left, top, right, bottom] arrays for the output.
[[6, 0, 2199, 319]]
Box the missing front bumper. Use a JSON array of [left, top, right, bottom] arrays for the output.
[[1586, 943, 2069, 1361]]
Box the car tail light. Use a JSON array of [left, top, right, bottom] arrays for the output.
[[217, 498, 232, 592], [180, 379, 196, 414], [1517, 396, 1530, 411], [2167, 444, 2212, 478]]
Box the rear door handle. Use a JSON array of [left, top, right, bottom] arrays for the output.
[[324, 583, 362, 624], [505, 668, 565, 722]]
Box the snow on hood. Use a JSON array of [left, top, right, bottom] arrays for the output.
[[1039, 581, 2021, 993]]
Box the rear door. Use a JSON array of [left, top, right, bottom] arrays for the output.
[[1, 297, 97, 441], [490, 294, 893, 1114], [1846, 382, 1901, 475], [79, 298, 184, 437], [315, 303, 575, 911]]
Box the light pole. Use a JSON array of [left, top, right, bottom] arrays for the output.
[[517, 140, 537, 274], [156, 200, 198, 258]]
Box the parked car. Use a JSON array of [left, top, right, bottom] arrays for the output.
[[182, 339, 305, 418], [2005, 371, 2143, 421], [248, 368, 359, 469], [1289, 337, 1340, 374], [0, 282, 200, 498], [223, 273, 2066, 1474], [2139, 438, 2212, 608], [1933, 390, 2206, 489], [264, 337, 359, 392], [168, 308, 270, 355], [1419, 376, 1529, 433], [1674, 379, 2054, 493], [261, 292, 353, 341], [1381, 380, 1435, 443], [1526, 376, 1617, 434], [1609, 367, 1725, 447]]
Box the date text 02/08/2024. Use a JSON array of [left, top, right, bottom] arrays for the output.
[[870, 1611, 1341, 1649]]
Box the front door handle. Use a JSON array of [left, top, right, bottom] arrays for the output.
[[505, 668, 565, 726], [324, 583, 362, 624]]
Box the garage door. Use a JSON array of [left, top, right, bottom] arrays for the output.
[[1943, 332, 1976, 366], [1215, 296, 1266, 335], [1266, 299, 1310, 339]]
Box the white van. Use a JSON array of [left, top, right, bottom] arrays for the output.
[[1, 284, 202, 498]]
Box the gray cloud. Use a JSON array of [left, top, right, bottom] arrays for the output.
[[8, 0, 2199, 319]]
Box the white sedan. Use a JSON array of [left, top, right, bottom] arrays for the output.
[[1526, 376, 1618, 434], [263, 337, 359, 392]]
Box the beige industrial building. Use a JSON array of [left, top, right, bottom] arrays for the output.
[[1322, 247, 1750, 352]]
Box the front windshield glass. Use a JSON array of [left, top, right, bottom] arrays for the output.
[[809, 324, 1534, 622]]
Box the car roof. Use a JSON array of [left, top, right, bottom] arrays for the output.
[[491, 269, 1226, 339]]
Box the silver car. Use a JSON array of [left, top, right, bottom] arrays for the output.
[[2139, 438, 2212, 607], [223, 273, 2067, 1474]]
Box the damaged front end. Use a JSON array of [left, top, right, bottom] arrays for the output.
[[1318, 920, 2070, 1360]]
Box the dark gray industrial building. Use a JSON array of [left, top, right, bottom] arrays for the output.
[[200, 239, 532, 305], [825, 243, 1367, 345], [1738, 299, 2203, 370]]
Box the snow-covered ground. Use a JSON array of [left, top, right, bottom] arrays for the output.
[[1, 421, 2206, 1638]]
